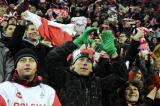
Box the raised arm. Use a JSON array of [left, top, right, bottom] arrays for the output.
[[46, 27, 97, 88]]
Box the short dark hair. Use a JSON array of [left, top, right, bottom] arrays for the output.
[[7, 17, 17, 25], [25, 22, 34, 31], [118, 80, 143, 105]]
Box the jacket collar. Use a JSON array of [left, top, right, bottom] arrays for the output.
[[12, 70, 42, 87]]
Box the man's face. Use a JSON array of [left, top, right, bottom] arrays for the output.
[[71, 57, 93, 76], [29, 5, 36, 13], [125, 84, 139, 103], [0, 5, 7, 16], [8, 18, 17, 25], [135, 70, 143, 80], [152, 37, 158, 44], [5, 25, 16, 37], [16, 57, 37, 81], [26, 25, 38, 39], [119, 34, 127, 43]]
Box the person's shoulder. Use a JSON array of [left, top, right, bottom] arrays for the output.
[[40, 83, 57, 96], [40, 83, 55, 92], [0, 81, 13, 88], [0, 43, 10, 54], [0, 81, 11, 85]]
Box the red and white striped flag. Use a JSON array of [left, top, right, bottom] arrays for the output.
[[23, 11, 76, 46], [38, 18, 73, 46]]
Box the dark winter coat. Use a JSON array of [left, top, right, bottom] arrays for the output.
[[46, 41, 128, 106]]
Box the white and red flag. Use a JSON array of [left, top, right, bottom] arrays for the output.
[[23, 11, 76, 46]]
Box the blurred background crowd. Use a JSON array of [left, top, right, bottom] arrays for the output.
[[0, 0, 160, 106], [0, 0, 160, 50]]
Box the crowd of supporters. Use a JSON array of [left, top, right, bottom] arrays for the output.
[[0, 0, 159, 106]]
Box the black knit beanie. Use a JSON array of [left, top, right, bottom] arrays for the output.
[[14, 48, 38, 66]]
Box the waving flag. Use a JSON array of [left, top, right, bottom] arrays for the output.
[[38, 18, 73, 46], [23, 11, 76, 46]]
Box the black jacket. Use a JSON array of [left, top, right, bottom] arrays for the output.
[[2, 25, 53, 83], [46, 41, 128, 106]]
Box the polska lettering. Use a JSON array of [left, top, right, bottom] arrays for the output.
[[14, 102, 46, 106]]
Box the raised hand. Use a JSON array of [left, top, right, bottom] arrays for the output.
[[98, 30, 117, 56], [73, 27, 97, 48]]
